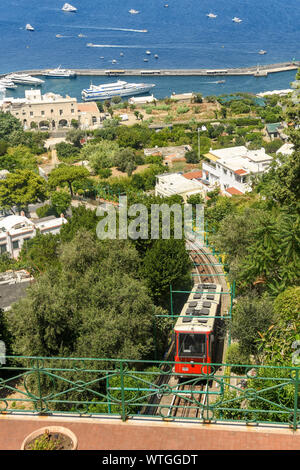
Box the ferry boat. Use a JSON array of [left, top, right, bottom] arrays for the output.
[[81, 80, 155, 101], [43, 66, 76, 78], [26, 24, 34, 31], [62, 3, 77, 12], [6, 73, 44, 85]]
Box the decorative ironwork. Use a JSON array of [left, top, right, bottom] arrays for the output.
[[0, 356, 299, 429]]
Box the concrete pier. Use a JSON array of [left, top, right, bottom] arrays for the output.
[[1, 61, 299, 78]]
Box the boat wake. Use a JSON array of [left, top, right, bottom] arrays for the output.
[[50, 24, 147, 33], [86, 44, 147, 48]]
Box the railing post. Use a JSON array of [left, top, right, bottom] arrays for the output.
[[106, 375, 111, 414], [170, 284, 173, 318], [293, 367, 299, 431], [119, 361, 127, 422]]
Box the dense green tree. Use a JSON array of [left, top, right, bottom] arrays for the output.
[[50, 191, 72, 216], [8, 231, 169, 362], [0, 169, 47, 213], [80, 141, 119, 173], [66, 129, 85, 148], [114, 148, 137, 174], [141, 238, 191, 307], [257, 287, 300, 366], [230, 293, 274, 360], [0, 145, 37, 172], [19, 232, 61, 274], [0, 112, 22, 140], [59, 205, 99, 243], [55, 142, 80, 163], [48, 165, 90, 196]]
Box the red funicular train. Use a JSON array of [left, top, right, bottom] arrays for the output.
[[174, 283, 222, 375]]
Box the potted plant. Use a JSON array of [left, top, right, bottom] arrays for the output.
[[21, 426, 78, 450]]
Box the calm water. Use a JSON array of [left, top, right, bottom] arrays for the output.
[[0, 0, 299, 98]]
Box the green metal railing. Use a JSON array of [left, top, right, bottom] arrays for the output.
[[0, 357, 299, 429]]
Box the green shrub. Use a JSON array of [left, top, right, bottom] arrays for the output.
[[176, 105, 190, 115], [225, 343, 251, 374]]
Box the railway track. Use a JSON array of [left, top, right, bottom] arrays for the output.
[[145, 238, 230, 419]]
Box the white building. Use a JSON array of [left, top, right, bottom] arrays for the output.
[[0, 90, 102, 131], [202, 146, 273, 196], [155, 172, 206, 202], [128, 95, 156, 105], [0, 214, 67, 258], [276, 143, 294, 156]]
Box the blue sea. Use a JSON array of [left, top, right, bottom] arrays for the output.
[[1, 0, 300, 98]]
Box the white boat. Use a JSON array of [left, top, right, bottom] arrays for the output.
[[129, 9, 139, 14], [258, 50, 267, 55], [207, 13, 217, 18], [43, 66, 76, 78], [6, 73, 44, 85], [146, 50, 151, 55], [232, 17, 242, 23], [78, 33, 86, 38], [0, 86, 6, 99], [81, 80, 155, 101], [144, 59, 148, 62], [62, 3, 77, 12], [154, 54, 159, 59], [0, 78, 18, 89], [26, 24, 34, 31]]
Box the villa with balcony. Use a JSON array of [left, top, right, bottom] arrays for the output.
[[202, 146, 273, 196]]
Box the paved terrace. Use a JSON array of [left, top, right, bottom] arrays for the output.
[[1, 415, 300, 450], [1, 62, 299, 77]]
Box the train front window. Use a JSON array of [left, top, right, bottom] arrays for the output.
[[178, 333, 206, 357]]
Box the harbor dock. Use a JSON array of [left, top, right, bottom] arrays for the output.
[[1, 61, 299, 78]]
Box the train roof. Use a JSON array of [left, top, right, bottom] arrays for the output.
[[174, 282, 222, 333]]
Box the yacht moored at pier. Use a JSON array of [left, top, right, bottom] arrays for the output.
[[6, 73, 44, 85], [0, 78, 18, 89], [81, 80, 155, 101], [43, 66, 77, 78]]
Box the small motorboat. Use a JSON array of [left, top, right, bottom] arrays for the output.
[[258, 50, 267, 55], [207, 13, 217, 18], [62, 3, 77, 12], [129, 9, 139, 14], [232, 17, 242, 23]]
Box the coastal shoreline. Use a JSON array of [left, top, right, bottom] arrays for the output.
[[1, 61, 299, 78]]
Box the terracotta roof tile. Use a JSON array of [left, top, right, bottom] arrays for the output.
[[225, 187, 244, 195], [183, 170, 203, 180]]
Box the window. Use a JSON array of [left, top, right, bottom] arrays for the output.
[[0, 244, 7, 254], [41, 111, 45, 116], [12, 240, 19, 250], [178, 333, 206, 358], [30, 112, 33, 116], [59, 110, 63, 115]]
